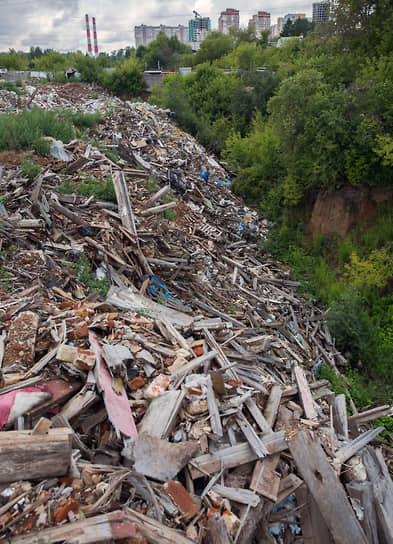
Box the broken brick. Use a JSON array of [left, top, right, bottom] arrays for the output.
[[164, 480, 199, 522]]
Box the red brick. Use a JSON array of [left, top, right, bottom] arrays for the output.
[[164, 480, 199, 522], [193, 346, 204, 356], [128, 376, 146, 391], [53, 498, 79, 523], [75, 321, 89, 338]]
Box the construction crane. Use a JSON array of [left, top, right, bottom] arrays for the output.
[[193, 10, 202, 19]]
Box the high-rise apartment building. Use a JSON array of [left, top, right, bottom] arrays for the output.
[[277, 13, 306, 34], [188, 15, 211, 42], [135, 24, 188, 47], [249, 11, 271, 36], [218, 8, 239, 35], [312, 2, 329, 23]]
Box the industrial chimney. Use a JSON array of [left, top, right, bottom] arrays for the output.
[[85, 14, 92, 56], [92, 17, 99, 56]]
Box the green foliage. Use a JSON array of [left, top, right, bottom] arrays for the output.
[[137, 34, 191, 71], [70, 253, 110, 297], [102, 58, 145, 97], [145, 177, 159, 192], [58, 175, 116, 203], [191, 32, 234, 66], [32, 137, 50, 156], [0, 108, 74, 150], [20, 158, 41, 180]]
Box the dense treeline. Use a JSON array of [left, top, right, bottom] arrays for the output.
[[150, 0, 393, 407]]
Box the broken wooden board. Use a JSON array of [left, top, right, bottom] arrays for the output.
[[289, 430, 368, 544], [131, 433, 199, 483], [362, 446, 393, 544], [9, 510, 148, 544], [212, 484, 260, 507], [138, 389, 186, 439], [250, 454, 281, 501], [189, 431, 287, 479], [0, 428, 73, 483], [125, 508, 194, 544], [294, 365, 318, 421], [90, 333, 138, 440], [106, 287, 193, 328]]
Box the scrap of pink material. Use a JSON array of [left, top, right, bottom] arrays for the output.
[[0, 386, 51, 428], [90, 333, 138, 440]]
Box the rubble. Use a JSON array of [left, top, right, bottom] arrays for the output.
[[0, 82, 392, 543]]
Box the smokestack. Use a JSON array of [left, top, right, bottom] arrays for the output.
[[85, 14, 92, 56], [92, 17, 99, 56]]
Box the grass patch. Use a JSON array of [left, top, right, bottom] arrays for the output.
[[0, 108, 103, 152], [20, 158, 41, 180], [0, 108, 74, 150], [58, 175, 116, 203], [69, 253, 110, 297], [145, 176, 159, 192], [0, 80, 25, 95]]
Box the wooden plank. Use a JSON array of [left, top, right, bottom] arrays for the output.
[[236, 414, 268, 458], [141, 201, 177, 216], [139, 390, 186, 439], [348, 405, 393, 425], [333, 393, 348, 439], [245, 398, 272, 434], [170, 350, 217, 380], [145, 184, 171, 207], [212, 484, 260, 507], [346, 481, 378, 544], [362, 446, 393, 543], [289, 431, 368, 544], [263, 385, 282, 428], [0, 428, 73, 483], [9, 510, 160, 544], [207, 374, 223, 437], [125, 508, 194, 544], [294, 365, 318, 420], [112, 171, 137, 235], [334, 427, 385, 467], [207, 512, 232, 544], [250, 454, 280, 501], [189, 431, 287, 479], [107, 287, 194, 328], [131, 433, 199, 483], [295, 485, 332, 544]]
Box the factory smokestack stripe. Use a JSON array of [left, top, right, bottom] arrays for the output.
[[93, 17, 99, 56], [85, 14, 92, 55]]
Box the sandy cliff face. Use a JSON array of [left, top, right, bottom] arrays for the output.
[[309, 185, 393, 237]]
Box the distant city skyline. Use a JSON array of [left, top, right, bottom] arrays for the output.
[[0, 1, 316, 52]]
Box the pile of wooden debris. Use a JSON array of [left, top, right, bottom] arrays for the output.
[[0, 83, 392, 544]]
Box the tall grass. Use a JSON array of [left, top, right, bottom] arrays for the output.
[[0, 107, 102, 151]]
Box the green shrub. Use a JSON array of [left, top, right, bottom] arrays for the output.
[[58, 175, 116, 203], [32, 137, 51, 156], [70, 253, 110, 297], [20, 158, 41, 180], [0, 108, 74, 150]]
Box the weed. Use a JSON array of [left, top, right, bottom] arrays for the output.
[[32, 137, 51, 156], [69, 253, 110, 297], [57, 175, 116, 203], [145, 176, 159, 192], [164, 209, 175, 221], [0, 195, 6, 205], [20, 158, 41, 180], [0, 108, 74, 150]]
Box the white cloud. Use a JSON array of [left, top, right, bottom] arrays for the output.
[[0, 0, 313, 52]]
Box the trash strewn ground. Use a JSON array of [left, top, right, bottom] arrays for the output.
[[0, 83, 392, 544]]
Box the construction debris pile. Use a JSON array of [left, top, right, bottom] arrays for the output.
[[0, 83, 392, 544]]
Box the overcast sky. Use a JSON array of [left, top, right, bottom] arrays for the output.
[[0, 0, 313, 53]]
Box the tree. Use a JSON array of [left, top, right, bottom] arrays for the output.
[[102, 58, 145, 97], [192, 32, 234, 65], [281, 20, 294, 37]]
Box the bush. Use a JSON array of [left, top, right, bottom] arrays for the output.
[[102, 58, 145, 97], [20, 158, 41, 180], [0, 108, 74, 150]]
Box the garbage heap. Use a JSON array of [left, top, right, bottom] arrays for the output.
[[0, 83, 392, 544]]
